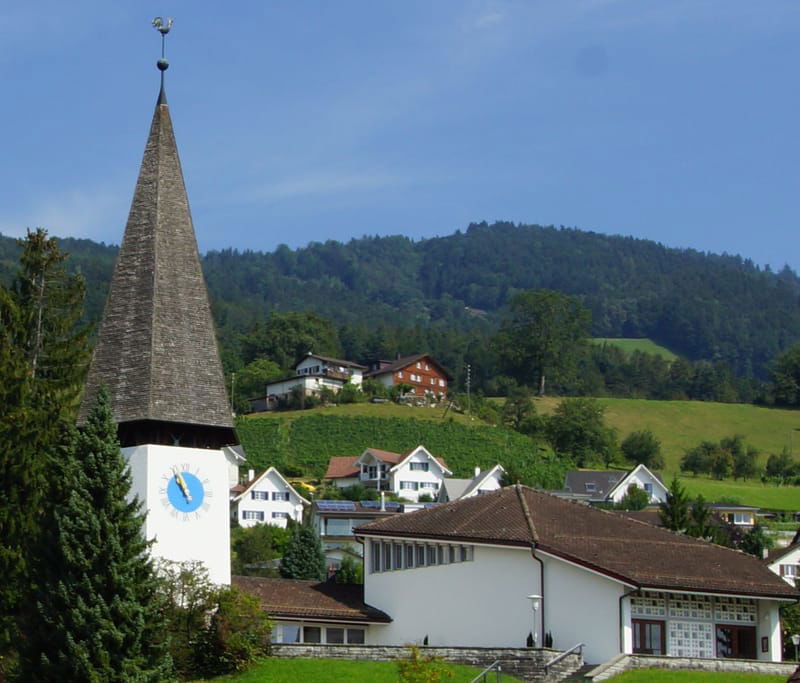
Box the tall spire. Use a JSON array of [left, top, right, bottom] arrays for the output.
[[80, 21, 235, 448]]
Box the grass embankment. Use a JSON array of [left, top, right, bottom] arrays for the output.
[[593, 337, 679, 361], [609, 671, 786, 683], [536, 396, 800, 509], [208, 657, 514, 682]]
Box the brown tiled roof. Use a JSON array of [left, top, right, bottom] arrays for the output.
[[325, 456, 360, 479], [364, 354, 454, 381], [356, 485, 798, 599], [232, 576, 391, 623], [767, 542, 800, 565]]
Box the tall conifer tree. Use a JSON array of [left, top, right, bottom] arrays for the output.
[[279, 525, 327, 581], [18, 388, 174, 681], [0, 229, 90, 659]]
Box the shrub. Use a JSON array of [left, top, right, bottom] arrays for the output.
[[397, 645, 453, 683]]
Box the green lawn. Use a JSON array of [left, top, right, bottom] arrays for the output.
[[593, 338, 679, 361], [207, 657, 513, 682], [246, 400, 471, 425], [609, 670, 787, 682]]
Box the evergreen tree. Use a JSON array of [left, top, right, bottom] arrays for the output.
[[0, 229, 90, 661], [18, 388, 174, 682], [659, 477, 690, 532], [687, 495, 714, 540], [279, 525, 326, 581]]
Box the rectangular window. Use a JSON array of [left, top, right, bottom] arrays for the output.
[[242, 510, 265, 521], [427, 545, 437, 566], [733, 513, 751, 525], [325, 518, 353, 536], [393, 543, 403, 570], [347, 628, 365, 644], [633, 619, 665, 655], [272, 491, 290, 501], [281, 625, 301, 643], [398, 371, 403, 378], [251, 491, 269, 500], [437, 545, 446, 565], [271, 512, 289, 519], [400, 481, 419, 490], [382, 543, 391, 571], [420, 482, 438, 489], [410, 462, 429, 472], [460, 546, 471, 562], [326, 628, 344, 644], [783, 564, 798, 577], [716, 625, 756, 659], [439, 379, 445, 387], [405, 544, 414, 568], [585, 483, 597, 493], [416, 362, 422, 369], [430, 377, 435, 384], [416, 545, 426, 567], [303, 627, 321, 644], [371, 541, 381, 573], [643, 483, 653, 494], [448, 546, 456, 563]]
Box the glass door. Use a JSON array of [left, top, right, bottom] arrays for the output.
[[633, 619, 666, 655]]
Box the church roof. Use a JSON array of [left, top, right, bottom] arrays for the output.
[[80, 89, 233, 430]]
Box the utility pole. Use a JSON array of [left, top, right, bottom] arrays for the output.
[[466, 363, 472, 421]]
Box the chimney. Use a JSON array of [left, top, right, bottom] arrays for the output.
[[380, 491, 386, 512], [248, 469, 255, 482], [762, 547, 769, 560], [474, 466, 481, 477]]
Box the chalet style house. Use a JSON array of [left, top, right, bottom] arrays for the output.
[[230, 467, 309, 528], [324, 446, 451, 502], [364, 354, 451, 400], [249, 353, 367, 411], [437, 464, 506, 502], [354, 485, 796, 664], [559, 464, 668, 505], [767, 543, 800, 586]]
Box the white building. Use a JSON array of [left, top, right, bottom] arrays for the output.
[[561, 464, 668, 505], [355, 485, 797, 664], [230, 467, 309, 529], [325, 446, 451, 503], [767, 543, 800, 586], [437, 464, 505, 503]]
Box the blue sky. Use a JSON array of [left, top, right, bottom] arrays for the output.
[[1, 2, 797, 271]]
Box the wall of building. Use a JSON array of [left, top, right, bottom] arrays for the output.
[[541, 552, 626, 664], [609, 468, 666, 504], [388, 449, 448, 502], [364, 541, 539, 648], [125, 443, 230, 585]]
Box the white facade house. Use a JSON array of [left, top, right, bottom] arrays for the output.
[[295, 353, 365, 386], [356, 485, 797, 665], [767, 544, 800, 586], [438, 464, 505, 503], [561, 464, 667, 505], [222, 444, 247, 490], [606, 464, 668, 505], [230, 467, 309, 529]]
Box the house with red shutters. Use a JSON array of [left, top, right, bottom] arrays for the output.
[[364, 354, 451, 401]]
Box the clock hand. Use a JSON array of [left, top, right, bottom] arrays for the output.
[[172, 467, 192, 502]]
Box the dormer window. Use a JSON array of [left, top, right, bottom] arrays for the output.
[[585, 482, 597, 493]]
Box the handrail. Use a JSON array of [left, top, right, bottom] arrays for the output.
[[545, 642, 585, 673], [470, 659, 502, 683]]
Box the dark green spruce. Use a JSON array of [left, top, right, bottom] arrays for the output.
[[18, 388, 174, 682], [279, 524, 327, 581]]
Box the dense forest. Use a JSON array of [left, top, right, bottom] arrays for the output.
[[2, 221, 799, 391]]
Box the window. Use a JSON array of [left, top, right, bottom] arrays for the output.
[[371, 541, 381, 573], [242, 510, 264, 521], [439, 379, 445, 387], [251, 491, 269, 500], [303, 626, 321, 644], [410, 462, 429, 472], [633, 620, 665, 655], [448, 546, 456, 563], [326, 628, 344, 644], [781, 564, 798, 577], [400, 481, 419, 491], [460, 546, 471, 562], [437, 545, 446, 565], [420, 482, 438, 489], [272, 491, 290, 501], [585, 482, 597, 493], [405, 544, 414, 568], [393, 543, 403, 570], [427, 545, 437, 566], [347, 628, 365, 644], [416, 545, 426, 567], [326, 518, 353, 536], [430, 377, 435, 384], [716, 625, 756, 659], [382, 542, 391, 571], [732, 513, 751, 525], [281, 625, 300, 643], [643, 483, 653, 494], [416, 361, 422, 369], [398, 371, 403, 378], [272, 512, 289, 519]]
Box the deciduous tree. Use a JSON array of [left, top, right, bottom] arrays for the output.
[[621, 429, 664, 469]]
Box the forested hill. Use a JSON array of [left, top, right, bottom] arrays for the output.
[[2, 221, 799, 378]]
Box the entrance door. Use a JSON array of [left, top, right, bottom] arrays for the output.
[[632, 619, 666, 655], [716, 625, 756, 659]]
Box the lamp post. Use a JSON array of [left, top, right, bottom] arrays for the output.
[[527, 594, 542, 647], [792, 634, 800, 662]]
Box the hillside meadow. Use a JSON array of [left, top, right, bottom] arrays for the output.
[[593, 337, 679, 361]]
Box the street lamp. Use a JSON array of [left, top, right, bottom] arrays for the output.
[[527, 594, 542, 647], [792, 634, 800, 662]]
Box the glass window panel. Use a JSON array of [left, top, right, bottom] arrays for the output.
[[326, 628, 344, 644], [347, 628, 365, 644], [303, 627, 321, 643], [282, 625, 301, 643], [416, 545, 426, 567]]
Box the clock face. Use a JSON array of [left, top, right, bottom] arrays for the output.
[[160, 464, 213, 521]]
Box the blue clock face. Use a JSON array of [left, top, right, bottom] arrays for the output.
[[166, 471, 206, 513]]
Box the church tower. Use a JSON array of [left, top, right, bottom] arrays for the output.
[[80, 20, 233, 584]]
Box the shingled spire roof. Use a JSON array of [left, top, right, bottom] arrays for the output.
[[80, 88, 235, 446]]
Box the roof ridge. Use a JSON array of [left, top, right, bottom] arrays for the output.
[[515, 484, 539, 543]]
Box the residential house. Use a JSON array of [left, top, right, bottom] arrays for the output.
[[364, 354, 451, 400], [309, 498, 402, 568], [355, 485, 796, 664], [710, 503, 759, 529], [560, 464, 667, 505], [437, 464, 506, 503], [222, 444, 247, 489], [230, 467, 310, 529], [324, 446, 451, 502], [232, 576, 391, 645], [249, 353, 367, 411], [767, 544, 800, 586]]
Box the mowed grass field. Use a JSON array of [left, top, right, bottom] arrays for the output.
[[593, 337, 679, 361], [535, 396, 800, 509]]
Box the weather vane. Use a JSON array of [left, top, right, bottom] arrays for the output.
[[152, 17, 174, 73]]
